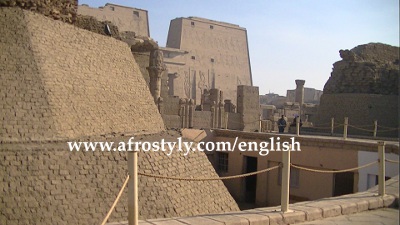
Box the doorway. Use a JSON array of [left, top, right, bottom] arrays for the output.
[[245, 156, 258, 203], [333, 172, 354, 196]]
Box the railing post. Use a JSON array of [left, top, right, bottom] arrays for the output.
[[331, 117, 334, 136], [343, 117, 348, 139], [128, 151, 139, 225], [296, 116, 300, 136], [378, 141, 385, 196], [259, 116, 262, 133], [373, 120, 378, 138], [281, 149, 291, 213]]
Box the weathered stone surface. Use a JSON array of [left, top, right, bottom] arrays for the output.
[[0, 133, 240, 225], [0, 0, 77, 23], [74, 15, 121, 39], [315, 43, 399, 136], [0, 10, 239, 224], [0, 7, 164, 141], [131, 36, 159, 52], [323, 43, 399, 95]]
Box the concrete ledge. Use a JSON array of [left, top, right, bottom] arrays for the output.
[[109, 176, 398, 225]]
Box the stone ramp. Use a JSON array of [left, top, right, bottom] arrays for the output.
[[0, 132, 240, 224], [0, 8, 239, 225], [0, 7, 164, 142], [110, 176, 398, 225]]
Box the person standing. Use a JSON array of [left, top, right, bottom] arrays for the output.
[[277, 115, 287, 133]]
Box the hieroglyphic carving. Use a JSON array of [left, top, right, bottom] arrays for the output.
[[184, 71, 190, 99], [237, 76, 242, 85], [198, 70, 207, 96]]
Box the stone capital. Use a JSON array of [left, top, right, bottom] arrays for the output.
[[295, 79, 305, 86]]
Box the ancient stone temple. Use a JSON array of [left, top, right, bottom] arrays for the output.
[[161, 17, 253, 105], [315, 43, 399, 137], [77, 3, 150, 37]]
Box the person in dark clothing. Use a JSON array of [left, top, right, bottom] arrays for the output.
[[291, 116, 303, 127], [277, 115, 287, 133]]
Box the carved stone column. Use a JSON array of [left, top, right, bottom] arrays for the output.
[[295, 79, 305, 119], [179, 98, 186, 128], [295, 79, 305, 105], [218, 101, 224, 128], [185, 99, 190, 128], [147, 50, 166, 103], [157, 97, 164, 114], [188, 99, 195, 128], [211, 101, 216, 129]]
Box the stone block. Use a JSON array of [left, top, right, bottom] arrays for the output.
[[177, 216, 225, 225], [282, 210, 306, 224], [356, 200, 369, 212], [145, 218, 186, 225], [368, 197, 384, 209], [382, 195, 396, 207], [290, 205, 323, 221], [204, 214, 249, 225], [229, 212, 270, 225], [340, 201, 358, 215], [321, 204, 342, 218]]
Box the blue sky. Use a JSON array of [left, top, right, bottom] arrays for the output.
[[80, 0, 399, 96]]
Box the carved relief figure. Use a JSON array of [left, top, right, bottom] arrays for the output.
[[198, 70, 207, 95], [184, 71, 190, 99]]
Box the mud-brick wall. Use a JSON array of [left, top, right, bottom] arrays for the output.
[[0, 8, 164, 142], [323, 43, 399, 95], [315, 94, 399, 137], [0, 0, 78, 23], [0, 138, 239, 225]]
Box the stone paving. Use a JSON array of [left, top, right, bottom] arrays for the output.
[[107, 176, 399, 225], [295, 208, 399, 225]]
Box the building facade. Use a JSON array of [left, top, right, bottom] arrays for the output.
[[161, 17, 253, 104], [286, 87, 323, 104], [78, 3, 150, 36]]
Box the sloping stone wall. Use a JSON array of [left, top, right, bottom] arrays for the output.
[[0, 8, 239, 225], [0, 134, 239, 225], [0, 7, 164, 141]]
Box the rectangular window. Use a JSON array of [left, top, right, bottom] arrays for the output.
[[133, 11, 139, 17], [191, 21, 195, 26], [217, 152, 228, 172], [211, 58, 215, 63], [278, 167, 300, 188], [110, 6, 115, 11], [210, 25, 214, 29], [191, 56, 196, 60]]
